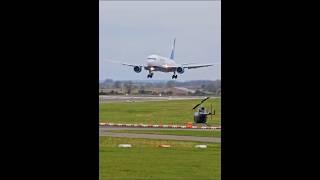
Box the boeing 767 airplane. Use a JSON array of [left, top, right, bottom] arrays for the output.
[[115, 38, 219, 79]]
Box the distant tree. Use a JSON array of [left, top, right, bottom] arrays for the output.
[[138, 85, 145, 94], [193, 90, 205, 96], [145, 83, 152, 88], [124, 81, 133, 94], [102, 79, 114, 88], [155, 82, 165, 88], [205, 83, 216, 92], [202, 80, 221, 93], [166, 80, 175, 88], [99, 91, 107, 95], [103, 79, 113, 84], [113, 81, 121, 88]]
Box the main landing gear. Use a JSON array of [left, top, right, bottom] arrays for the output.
[[147, 73, 154, 78], [172, 72, 178, 79]]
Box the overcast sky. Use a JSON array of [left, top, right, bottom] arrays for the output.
[[99, 1, 221, 81]]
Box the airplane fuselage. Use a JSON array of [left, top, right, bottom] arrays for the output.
[[145, 54, 178, 73]]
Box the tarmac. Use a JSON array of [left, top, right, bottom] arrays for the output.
[[99, 126, 221, 143], [99, 95, 220, 103]]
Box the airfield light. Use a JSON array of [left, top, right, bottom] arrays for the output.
[[159, 144, 171, 148], [195, 145, 207, 149]]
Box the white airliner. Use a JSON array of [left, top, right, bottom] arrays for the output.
[[119, 38, 219, 79]]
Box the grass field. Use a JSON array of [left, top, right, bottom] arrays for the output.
[[100, 136, 221, 180], [109, 129, 221, 137], [99, 98, 221, 126]]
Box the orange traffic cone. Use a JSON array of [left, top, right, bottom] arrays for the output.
[[187, 122, 193, 128]]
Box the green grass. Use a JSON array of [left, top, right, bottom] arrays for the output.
[[109, 129, 221, 137], [100, 136, 221, 180], [99, 98, 221, 126]]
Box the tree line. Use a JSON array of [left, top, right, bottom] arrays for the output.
[[99, 79, 221, 96]]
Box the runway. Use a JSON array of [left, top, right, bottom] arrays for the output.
[[99, 95, 220, 103], [99, 126, 221, 143]]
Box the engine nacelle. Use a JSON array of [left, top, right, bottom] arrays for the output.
[[176, 67, 184, 74], [133, 66, 142, 73]]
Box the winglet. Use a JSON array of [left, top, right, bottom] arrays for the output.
[[170, 38, 176, 59]]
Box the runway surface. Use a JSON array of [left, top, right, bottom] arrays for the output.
[[99, 95, 220, 103], [99, 127, 221, 143]]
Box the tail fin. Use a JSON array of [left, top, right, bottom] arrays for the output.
[[170, 38, 176, 59]]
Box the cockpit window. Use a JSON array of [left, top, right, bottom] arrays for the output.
[[147, 57, 157, 60]]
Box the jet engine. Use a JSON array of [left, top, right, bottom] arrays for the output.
[[176, 67, 184, 74], [134, 66, 142, 73]]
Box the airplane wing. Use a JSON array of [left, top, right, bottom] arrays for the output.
[[121, 62, 145, 67], [106, 59, 145, 68], [181, 63, 197, 66], [181, 63, 220, 69]]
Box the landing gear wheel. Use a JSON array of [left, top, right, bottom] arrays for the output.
[[172, 75, 178, 79], [147, 73, 153, 78]]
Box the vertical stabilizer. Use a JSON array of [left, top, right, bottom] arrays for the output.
[[170, 38, 176, 59]]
